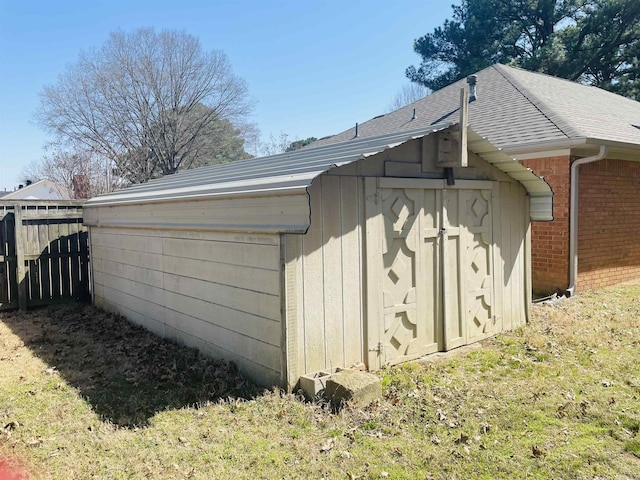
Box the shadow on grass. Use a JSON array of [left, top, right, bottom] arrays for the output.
[[1, 302, 262, 428]]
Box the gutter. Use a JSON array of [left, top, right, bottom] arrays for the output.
[[505, 137, 637, 156], [566, 145, 608, 296]]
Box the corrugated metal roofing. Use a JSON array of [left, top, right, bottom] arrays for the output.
[[86, 124, 452, 205], [312, 64, 640, 152], [87, 124, 552, 220]]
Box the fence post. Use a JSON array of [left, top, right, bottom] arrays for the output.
[[14, 204, 27, 310]]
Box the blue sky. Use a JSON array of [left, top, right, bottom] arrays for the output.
[[0, 0, 453, 191]]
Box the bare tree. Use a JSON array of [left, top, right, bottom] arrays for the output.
[[387, 83, 430, 111], [258, 132, 292, 157], [21, 143, 122, 198], [37, 28, 254, 184]]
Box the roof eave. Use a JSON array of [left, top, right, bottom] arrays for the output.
[[506, 137, 640, 159]]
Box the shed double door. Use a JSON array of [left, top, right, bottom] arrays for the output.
[[365, 178, 496, 369]]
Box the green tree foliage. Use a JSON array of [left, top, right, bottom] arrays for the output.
[[38, 28, 254, 185], [406, 0, 640, 99], [285, 137, 318, 152]]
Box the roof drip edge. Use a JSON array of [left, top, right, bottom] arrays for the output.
[[86, 125, 553, 221]]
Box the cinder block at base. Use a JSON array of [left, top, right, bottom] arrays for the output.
[[299, 368, 341, 399], [324, 370, 381, 409]]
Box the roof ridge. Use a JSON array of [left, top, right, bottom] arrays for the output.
[[493, 64, 581, 139]]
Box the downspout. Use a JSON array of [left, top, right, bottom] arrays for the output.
[[566, 145, 608, 296]]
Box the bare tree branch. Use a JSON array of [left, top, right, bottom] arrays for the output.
[[37, 28, 255, 184]]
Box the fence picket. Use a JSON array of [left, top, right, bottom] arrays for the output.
[[0, 201, 89, 310]]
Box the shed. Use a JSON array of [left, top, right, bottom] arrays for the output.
[[84, 123, 552, 387]]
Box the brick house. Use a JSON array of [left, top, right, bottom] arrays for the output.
[[315, 64, 640, 296]]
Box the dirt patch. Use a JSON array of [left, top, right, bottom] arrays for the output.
[[0, 303, 261, 427]]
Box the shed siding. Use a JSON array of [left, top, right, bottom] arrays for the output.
[[284, 175, 364, 383], [496, 181, 529, 331], [90, 227, 282, 385], [83, 192, 310, 233], [285, 141, 532, 382]]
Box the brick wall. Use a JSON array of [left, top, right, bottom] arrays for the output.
[[522, 155, 640, 295], [521, 156, 571, 295], [577, 158, 640, 291]]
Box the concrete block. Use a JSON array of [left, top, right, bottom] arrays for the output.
[[324, 370, 381, 409], [299, 368, 341, 399]]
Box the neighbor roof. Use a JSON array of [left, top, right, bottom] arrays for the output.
[[314, 64, 640, 153], [86, 124, 553, 221], [0, 179, 71, 200]]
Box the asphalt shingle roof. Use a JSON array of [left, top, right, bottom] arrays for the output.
[[314, 64, 640, 151]]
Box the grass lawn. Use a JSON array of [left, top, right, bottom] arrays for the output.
[[1, 283, 639, 479]]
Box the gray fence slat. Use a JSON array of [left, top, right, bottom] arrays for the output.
[[0, 200, 89, 310]]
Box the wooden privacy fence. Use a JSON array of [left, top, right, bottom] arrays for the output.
[[0, 201, 90, 311]]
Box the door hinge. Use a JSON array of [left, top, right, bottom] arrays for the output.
[[369, 342, 384, 355]]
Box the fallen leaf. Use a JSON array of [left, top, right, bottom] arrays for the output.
[[320, 438, 335, 453], [579, 400, 589, 415], [532, 445, 545, 458], [3, 421, 19, 431], [557, 402, 571, 417], [26, 437, 41, 447]]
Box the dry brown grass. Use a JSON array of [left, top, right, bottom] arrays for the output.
[[1, 282, 639, 479]]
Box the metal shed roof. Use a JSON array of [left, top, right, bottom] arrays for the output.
[[86, 123, 553, 221]]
